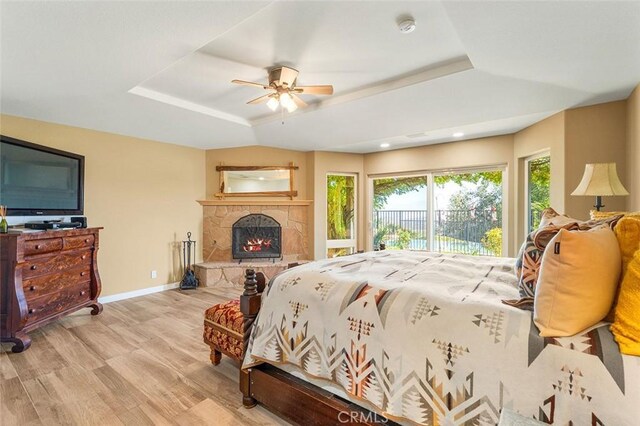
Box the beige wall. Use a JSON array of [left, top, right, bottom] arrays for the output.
[[310, 151, 366, 259], [627, 85, 640, 211], [513, 112, 565, 247], [564, 101, 628, 219], [364, 135, 517, 256], [2, 94, 633, 282], [205, 146, 309, 199], [0, 114, 206, 297]]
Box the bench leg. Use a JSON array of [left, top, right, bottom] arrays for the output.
[[210, 348, 222, 366]]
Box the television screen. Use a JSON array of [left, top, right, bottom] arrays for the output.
[[0, 136, 84, 216]]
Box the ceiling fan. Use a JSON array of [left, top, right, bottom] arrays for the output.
[[231, 66, 333, 113]]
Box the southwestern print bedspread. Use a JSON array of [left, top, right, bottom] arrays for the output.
[[243, 251, 640, 425]]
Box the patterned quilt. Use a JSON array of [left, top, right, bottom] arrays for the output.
[[243, 251, 640, 425]]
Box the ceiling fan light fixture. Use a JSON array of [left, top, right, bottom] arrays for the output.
[[267, 97, 279, 111], [285, 102, 298, 113], [232, 66, 333, 115], [279, 93, 297, 112]]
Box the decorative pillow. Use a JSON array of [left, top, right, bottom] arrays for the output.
[[611, 244, 640, 355], [508, 213, 622, 310], [508, 224, 570, 310], [615, 217, 640, 275], [538, 207, 580, 228], [514, 223, 578, 299], [534, 227, 621, 337], [590, 210, 640, 221], [605, 217, 640, 322]]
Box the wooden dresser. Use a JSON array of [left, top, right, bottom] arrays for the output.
[[0, 227, 103, 352]]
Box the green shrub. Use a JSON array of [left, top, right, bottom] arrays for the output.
[[481, 227, 503, 256]]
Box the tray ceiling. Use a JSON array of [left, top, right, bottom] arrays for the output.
[[1, 1, 639, 153]]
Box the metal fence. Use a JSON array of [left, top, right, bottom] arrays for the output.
[[373, 209, 502, 256]]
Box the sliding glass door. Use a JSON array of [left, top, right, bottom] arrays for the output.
[[372, 176, 429, 250], [371, 168, 505, 256], [432, 170, 503, 256]]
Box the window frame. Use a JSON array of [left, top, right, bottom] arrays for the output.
[[524, 152, 551, 235], [326, 172, 358, 257]]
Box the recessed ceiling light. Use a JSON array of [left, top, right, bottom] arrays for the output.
[[258, 177, 265, 180], [380, 143, 390, 148], [453, 132, 464, 138]]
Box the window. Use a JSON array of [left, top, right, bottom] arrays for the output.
[[371, 168, 505, 257], [433, 170, 503, 256], [327, 174, 357, 257], [525, 155, 551, 233], [372, 176, 428, 250]]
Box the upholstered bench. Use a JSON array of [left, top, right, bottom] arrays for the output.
[[203, 270, 267, 365], [204, 299, 245, 365]]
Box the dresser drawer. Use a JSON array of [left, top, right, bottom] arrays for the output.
[[22, 250, 93, 280], [23, 250, 92, 279], [25, 281, 91, 326], [23, 266, 91, 300], [63, 234, 95, 251], [24, 238, 63, 256]]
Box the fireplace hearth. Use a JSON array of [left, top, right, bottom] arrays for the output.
[[232, 214, 282, 262]]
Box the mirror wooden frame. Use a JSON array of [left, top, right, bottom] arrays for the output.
[[215, 163, 298, 199]]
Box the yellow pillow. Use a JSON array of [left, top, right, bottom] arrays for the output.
[[604, 217, 640, 322], [590, 210, 640, 221], [534, 227, 621, 337], [611, 246, 640, 355], [614, 217, 640, 277]]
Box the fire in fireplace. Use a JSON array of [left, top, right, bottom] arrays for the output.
[[232, 214, 282, 261]]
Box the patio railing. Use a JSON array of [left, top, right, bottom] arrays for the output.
[[373, 209, 502, 256]]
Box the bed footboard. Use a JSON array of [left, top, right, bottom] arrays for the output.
[[240, 268, 262, 408]]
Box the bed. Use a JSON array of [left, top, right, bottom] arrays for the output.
[[241, 250, 640, 425]]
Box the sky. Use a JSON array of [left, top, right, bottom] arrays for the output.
[[379, 182, 465, 211]]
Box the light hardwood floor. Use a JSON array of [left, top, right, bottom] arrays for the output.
[[0, 287, 289, 425]]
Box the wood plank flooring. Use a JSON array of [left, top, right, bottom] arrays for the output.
[[0, 287, 289, 425]]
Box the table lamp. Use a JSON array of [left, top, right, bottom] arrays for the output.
[[571, 163, 629, 211]]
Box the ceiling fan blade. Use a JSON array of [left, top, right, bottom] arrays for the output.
[[232, 79, 267, 89], [291, 93, 308, 108], [247, 94, 272, 104], [278, 67, 299, 87], [294, 85, 334, 95]]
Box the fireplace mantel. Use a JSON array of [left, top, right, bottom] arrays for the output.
[[197, 200, 312, 206]]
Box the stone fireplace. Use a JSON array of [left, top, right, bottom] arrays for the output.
[[196, 200, 311, 287], [232, 214, 282, 261]]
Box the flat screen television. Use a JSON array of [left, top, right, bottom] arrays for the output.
[[0, 135, 84, 216]]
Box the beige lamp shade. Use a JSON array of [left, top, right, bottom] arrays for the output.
[[571, 163, 629, 196]]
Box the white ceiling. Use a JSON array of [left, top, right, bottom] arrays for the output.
[[1, 1, 639, 153]]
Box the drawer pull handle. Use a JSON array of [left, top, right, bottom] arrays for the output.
[[30, 265, 37, 270], [29, 286, 36, 291], [28, 308, 35, 314], [85, 239, 90, 243], [80, 271, 87, 276], [35, 244, 41, 250], [82, 255, 87, 260], [80, 291, 86, 296]]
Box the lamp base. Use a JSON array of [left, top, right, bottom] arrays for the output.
[[594, 196, 604, 212]]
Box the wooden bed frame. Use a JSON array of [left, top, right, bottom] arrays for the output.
[[239, 269, 395, 426]]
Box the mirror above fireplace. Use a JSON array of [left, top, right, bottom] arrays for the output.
[[216, 163, 298, 199]]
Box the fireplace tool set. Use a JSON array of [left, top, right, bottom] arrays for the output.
[[180, 232, 199, 290]]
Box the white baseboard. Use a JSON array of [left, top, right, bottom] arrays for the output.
[[98, 282, 179, 304]]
